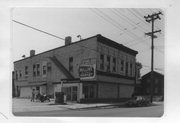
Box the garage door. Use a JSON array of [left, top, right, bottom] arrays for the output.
[[20, 87, 32, 98]]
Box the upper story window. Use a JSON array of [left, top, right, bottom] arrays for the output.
[[69, 57, 73, 73], [36, 64, 40, 76], [42, 61, 47, 77], [25, 66, 28, 75], [15, 70, 18, 80], [154, 87, 158, 94], [100, 54, 104, 70], [155, 79, 159, 85], [130, 63, 133, 76], [112, 57, 116, 72], [126, 62, 129, 75], [33, 64, 36, 76], [107, 56, 110, 72], [47, 62, 52, 72], [120, 60, 124, 71], [19, 70, 22, 78], [42, 65, 47, 75]]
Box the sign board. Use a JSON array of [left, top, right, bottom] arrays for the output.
[[79, 64, 96, 80]]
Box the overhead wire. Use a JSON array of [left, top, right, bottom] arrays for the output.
[[92, 8, 150, 47], [132, 9, 161, 30], [13, 9, 163, 57], [12, 19, 99, 53], [127, 9, 151, 30], [13, 20, 65, 41], [90, 8, 164, 55], [113, 9, 149, 32], [128, 9, 164, 54]]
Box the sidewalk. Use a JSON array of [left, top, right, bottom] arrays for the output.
[[12, 98, 125, 113]]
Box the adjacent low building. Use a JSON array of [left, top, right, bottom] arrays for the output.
[[13, 34, 138, 103], [141, 71, 164, 100]]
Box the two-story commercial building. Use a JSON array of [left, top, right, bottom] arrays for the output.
[[13, 34, 138, 103]]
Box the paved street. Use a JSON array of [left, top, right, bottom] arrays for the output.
[[12, 98, 164, 117]]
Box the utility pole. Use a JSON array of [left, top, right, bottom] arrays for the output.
[[144, 11, 162, 103]]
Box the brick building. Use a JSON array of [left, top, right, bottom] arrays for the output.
[[13, 34, 138, 103]]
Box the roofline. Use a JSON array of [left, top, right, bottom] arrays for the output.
[[14, 34, 100, 63], [142, 71, 164, 78], [14, 34, 138, 64], [97, 35, 138, 56]]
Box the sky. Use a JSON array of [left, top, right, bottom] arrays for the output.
[[12, 8, 164, 76]]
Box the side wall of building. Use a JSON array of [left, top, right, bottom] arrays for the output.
[[14, 37, 98, 97]]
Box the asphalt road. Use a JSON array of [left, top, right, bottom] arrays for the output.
[[13, 104, 163, 117]]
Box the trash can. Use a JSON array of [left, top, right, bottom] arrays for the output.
[[55, 92, 64, 104]]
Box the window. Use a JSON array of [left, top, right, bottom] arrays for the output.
[[121, 60, 124, 71], [36, 86, 40, 91], [154, 87, 158, 94], [112, 57, 116, 72], [19, 70, 22, 78], [107, 56, 110, 72], [100, 54, 104, 70], [126, 62, 128, 75], [25, 66, 28, 75], [155, 79, 159, 84], [42, 65, 47, 75], [130, 63, 133, 76], [147, 88, 150, 94], [47, 62, 52, 72], [69, 57, 73, 73], [33, 64, 36, 76], [15, 71, 18, 80], [36, 64, 40, 76]]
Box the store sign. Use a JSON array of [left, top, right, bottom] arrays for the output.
[[79, 64, 96, 80]]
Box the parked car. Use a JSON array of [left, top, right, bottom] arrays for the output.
[[125, 96, 151, 107]]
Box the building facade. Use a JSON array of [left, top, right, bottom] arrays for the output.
[[13, 34, 138, 102], [141, 71, 164, 98]]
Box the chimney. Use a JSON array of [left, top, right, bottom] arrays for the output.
[[65, 36, 72, 46], [30, 50, 35, 57]]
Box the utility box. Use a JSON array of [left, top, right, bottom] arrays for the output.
[[55, 92, 64, 104]]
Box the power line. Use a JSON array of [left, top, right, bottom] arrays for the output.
[[13, 20, 65, 40], [113, 9, 149, 32], [133, 9, 161, 30], [12, 20, 100, 54], [127, 9, 151, 29], [92, 9, 150, 47]]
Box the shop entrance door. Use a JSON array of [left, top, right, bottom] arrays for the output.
[[63, 86, 77, 102], [83, 84, 96, 99]]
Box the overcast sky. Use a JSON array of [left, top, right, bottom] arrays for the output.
[[12, 8, 164, 75]]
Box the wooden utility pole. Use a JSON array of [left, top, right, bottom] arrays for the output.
[[144, 11, 162, 103]]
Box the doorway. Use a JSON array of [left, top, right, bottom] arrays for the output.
[[62, 86, 78, 102]]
